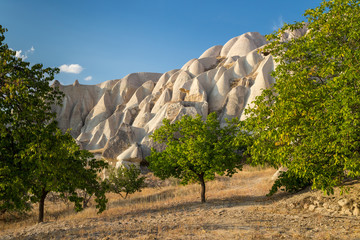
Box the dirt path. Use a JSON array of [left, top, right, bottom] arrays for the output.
[[1, 195, 359, 240]]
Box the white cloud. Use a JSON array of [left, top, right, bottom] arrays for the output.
[[14, 46, 35, 60], [84, 76, 92, 81], [59, 64, 84, 74], [272, 16, 285, 31]]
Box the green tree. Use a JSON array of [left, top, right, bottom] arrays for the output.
[[146, 113, 246, 203], [24, 123, 108, 222], [0, 25, 62, 214], [244, 0, 360, 194], [0, 25, 108, 222], [107, 165, 146, 199]]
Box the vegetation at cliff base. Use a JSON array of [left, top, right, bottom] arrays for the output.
[[147, 113, 247, 203], [107, 165, 146, 199]]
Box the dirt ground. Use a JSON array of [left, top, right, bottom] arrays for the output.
[[1, 169, 359, 239]]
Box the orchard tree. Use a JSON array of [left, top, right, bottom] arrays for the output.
[[107, 165, 146, 199], [0, 25, 62, 214], [0, 25, 108, 222], [24, 122, 108, 222], [147, 113, 246, 203], [244, 0, 360, 194]]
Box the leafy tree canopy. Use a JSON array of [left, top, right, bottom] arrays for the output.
[[25, 123, 108, 222], [147, 113, 246, 203], [244, 0, 360, 194], [0, 25, 108, 222]]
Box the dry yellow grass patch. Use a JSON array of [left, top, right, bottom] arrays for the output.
[[215, 56, 226, 68], [0, 166, 276, 231], [2, 166, 360, 239], [88, 148, 104, 154], [216, 56, 226, 60], [179, 87, 190, 94]]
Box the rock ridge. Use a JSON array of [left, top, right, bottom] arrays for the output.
[[53, 31, 300, 167]]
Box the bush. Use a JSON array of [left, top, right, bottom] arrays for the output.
[[267, 171, 312, 196], [107, 165, 146, 199]]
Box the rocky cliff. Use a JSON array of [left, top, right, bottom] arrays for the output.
[[52, 32, 276, 168]]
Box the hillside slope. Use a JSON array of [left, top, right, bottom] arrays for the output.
[[1, 167, 359, 239]]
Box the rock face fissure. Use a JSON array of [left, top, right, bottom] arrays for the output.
[[53, 30, 306, 167]]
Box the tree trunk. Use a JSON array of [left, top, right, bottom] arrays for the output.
[[83, 192, 92, 209], [198, 174, 206, 203], [38, 189, 48, 223]]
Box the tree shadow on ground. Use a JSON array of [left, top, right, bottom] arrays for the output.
[[109, 186, 314, 219]]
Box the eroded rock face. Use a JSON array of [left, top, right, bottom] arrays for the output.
[[102, 123, 135, 160], [54, 31, 288, 167], [115, 143, 143, 168]]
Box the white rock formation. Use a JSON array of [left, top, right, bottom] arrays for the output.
[[240, 55, 275, 120], [171, 71, 193, 102], [184, 78, 207, 102], [115, 143, 143, 168], [199, 45, 222, 59], [208, 71, 231, 112], [53, 31, 289, 168], [188, 59, 205, 76], [151, 88, 172, 114], [220, 32, 266, 57]]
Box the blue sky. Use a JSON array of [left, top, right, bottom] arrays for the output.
[[1, 0, 323, 85]]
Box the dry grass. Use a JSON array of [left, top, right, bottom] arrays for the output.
[[215, 56, 226, 68], [2, 166, 359, 239], [0, 166, 275, 231], [88, 148, 104, 154], [179, 88, 190, 94], [230, 78, 242, 88]]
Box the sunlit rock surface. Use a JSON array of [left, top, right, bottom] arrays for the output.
[[53, 32, 280, 167]]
